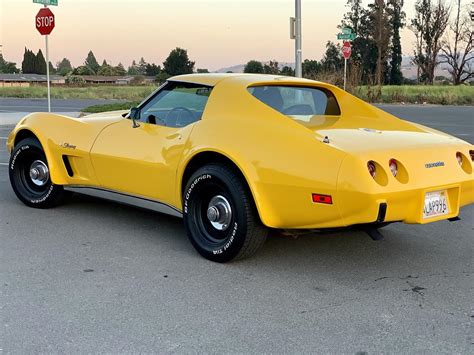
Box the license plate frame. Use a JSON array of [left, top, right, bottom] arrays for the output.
[[422, 190, 449, 219]]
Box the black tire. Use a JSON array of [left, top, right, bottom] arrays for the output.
[[183, 163, 268, 262], [9, 137, 67, 209]]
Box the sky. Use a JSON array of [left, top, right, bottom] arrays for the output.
[[0, 0, 426, 71]]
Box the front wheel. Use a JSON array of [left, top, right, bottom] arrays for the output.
[[183, 164, 268, 262], [9, 137, 67, 209]]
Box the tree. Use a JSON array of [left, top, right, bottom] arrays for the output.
[[127, 60, 139, 75], [138, 57, 148, 75], [341, 0, 364, 34], [410, 0, 450, 84], [302, 59, 321, 78], [369, 0, 391, 86], [56, 58, 72, 76], [340, 1, 378, 83], [0, 54, 19, 73], [48, 61, 56, 74], [114, 63, 127, 76], [440, 0, 473, 84], [163, 48, 195, 76], [97, 63, 117, 76], [145, 63, 161, 76], [263, 60, 280, 74], [84, 50, 100, 74], [196, 68, 210, 73], [280, 66, 295, 76], [243, 60, 264, 73], [322, 41, 344, 72], [21, 48, 36, 74], [72, 65, 95, 75], [387, 0, 406, 84], [35, 49, 47, 75]]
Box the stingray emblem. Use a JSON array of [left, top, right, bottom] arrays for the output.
[[61, 143, 76, 149]]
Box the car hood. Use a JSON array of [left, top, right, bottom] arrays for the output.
[[78, 110, 128, 125]]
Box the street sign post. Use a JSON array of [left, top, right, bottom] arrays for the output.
[[342, 41, 352, 91], [337, 28, 356, 91], [35, 6, 55, 112], [33, 0, 58, 6]]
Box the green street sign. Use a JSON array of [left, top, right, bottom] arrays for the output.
[[342, 27, 352, 35], [33, 0, 58, 6], [337, 33, 356, 40]]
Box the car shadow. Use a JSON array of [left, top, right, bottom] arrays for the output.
[[65, 192, 456, 282]]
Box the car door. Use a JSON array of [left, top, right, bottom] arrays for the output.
[[90, 81, 213, 207]]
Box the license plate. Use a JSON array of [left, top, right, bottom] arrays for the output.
[[423, 190, 449, 219]]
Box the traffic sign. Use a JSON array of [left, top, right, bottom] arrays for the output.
[[337, 33, 356, 40], [33, 0, 58, 6], [342, 27, 352, 35], [36, 8, 55, 35], [342, 41, 352, 60]]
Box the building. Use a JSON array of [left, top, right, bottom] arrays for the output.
[[0, 73, 65, 87]]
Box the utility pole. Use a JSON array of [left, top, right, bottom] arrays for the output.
[[295, 0, 302, 77]]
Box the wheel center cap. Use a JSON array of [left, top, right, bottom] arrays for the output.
[[30, 168, 39, 180], [29, 160, 49, 187], [207, 206, 220, 222], [206, 195, 232, 231]]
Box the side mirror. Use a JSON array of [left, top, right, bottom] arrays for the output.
[[129, 107, 140, 128]]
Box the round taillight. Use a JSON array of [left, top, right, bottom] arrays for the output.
[[367, 161, 376, 179], [456, 152, 463, 166], [389, 159, 398, 177]]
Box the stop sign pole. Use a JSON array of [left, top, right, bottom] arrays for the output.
[[35, 4, 56, 112]]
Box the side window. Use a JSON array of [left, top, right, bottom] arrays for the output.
[[140, 82, 212, 127]]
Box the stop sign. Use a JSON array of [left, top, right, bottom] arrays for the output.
[[36, 8, 55, 35], [342, 41, 352, 60]]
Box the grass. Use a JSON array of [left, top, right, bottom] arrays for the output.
[[0, 85, 156, 100], [353, 85, 474, 105], [81, 101, 141, 113]]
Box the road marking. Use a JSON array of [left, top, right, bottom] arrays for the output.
[[0, 137, 8, 140], [0, 162, 9, 166]]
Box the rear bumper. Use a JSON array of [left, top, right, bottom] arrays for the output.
[[338, 181, 473, 227]]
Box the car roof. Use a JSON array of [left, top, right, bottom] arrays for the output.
[[169, 73, 322, 88]]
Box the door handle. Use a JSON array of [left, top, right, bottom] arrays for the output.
[[167, 133, 182, 140]]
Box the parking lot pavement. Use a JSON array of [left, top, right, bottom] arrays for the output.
[[1, 105, 473, 353], [0, 98, 121, 113]]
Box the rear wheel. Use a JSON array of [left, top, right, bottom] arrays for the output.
[[9, 137, 67, 208], [183, 163, 268, 262]]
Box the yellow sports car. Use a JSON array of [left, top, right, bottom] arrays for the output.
[[6, 74, 474, 262]]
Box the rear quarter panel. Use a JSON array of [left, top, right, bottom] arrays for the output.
[[177, 78, 348, 228]]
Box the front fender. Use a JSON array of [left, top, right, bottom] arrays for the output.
[[7, 112, 120, 186]]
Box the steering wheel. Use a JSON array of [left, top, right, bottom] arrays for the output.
[[164, 107, 196, 127]]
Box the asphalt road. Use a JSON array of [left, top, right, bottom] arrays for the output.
[[0, 104, 473, 353], [0, 98, 121, 113]]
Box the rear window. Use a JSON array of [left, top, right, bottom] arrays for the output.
[[248, 85, 340, 122]]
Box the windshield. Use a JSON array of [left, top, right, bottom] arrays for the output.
[[248, 85, 340, 123]]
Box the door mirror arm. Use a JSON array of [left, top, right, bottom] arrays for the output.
[[129, 107, 141, 128]]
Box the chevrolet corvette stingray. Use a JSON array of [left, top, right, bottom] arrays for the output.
[[6, 74, 474, 262]]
